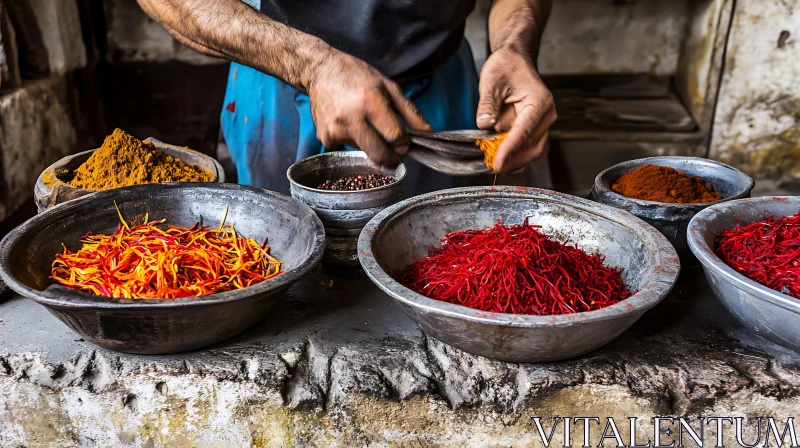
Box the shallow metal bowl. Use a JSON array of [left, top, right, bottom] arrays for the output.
[[287, 151, 405, 210], [358, 186, 680, 362], [0, 183, 325, 354], [34, 137, 225, 212], [688, 196, 800, 352], [591, 157, 754, 265]]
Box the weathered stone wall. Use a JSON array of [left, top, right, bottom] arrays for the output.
[[468, 0, 691, 75], [709, 0, 800, 182], [0, 0, 90, 222]]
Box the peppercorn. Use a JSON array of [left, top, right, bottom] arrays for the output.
[[316, 173, 396, 191]]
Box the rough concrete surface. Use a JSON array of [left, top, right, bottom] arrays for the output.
[[710, 0, 800, 178], [0, 269, 798, 446], [0, 76, 78, 222], [539, 0, 689, 76]]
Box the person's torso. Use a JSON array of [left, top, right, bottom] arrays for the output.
[[259, 0, 476, 81]]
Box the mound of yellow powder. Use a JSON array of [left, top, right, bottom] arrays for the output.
[[69, 128, 212, 190]]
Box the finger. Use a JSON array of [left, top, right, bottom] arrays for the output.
[[496, 131, 549, 173], [351, 119, 401, 169], [366, 98, 411, 155], [476, 73, 506, 129], [317, 116, 351, 150], [384, 81, 432, 131], [493, 104, 556, 173], [494, 105, 516, 133]]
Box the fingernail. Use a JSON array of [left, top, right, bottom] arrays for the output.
[[478, 113, 496, 124]]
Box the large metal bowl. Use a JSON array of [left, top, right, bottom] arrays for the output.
[[688, 196, 800, 352], [591, 157, 754, 265], [34, 137, 225, 212], [0, 183, 325, 354], [358, 186, 680, 362]]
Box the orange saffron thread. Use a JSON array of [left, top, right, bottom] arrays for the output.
[[475, 132, 508, 171], [50, 213, 283, 299]]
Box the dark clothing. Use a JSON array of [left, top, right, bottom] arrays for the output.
[[259, 0, 476, 80]]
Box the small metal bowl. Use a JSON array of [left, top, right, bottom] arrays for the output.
[[288, 151, 405, 268], [287, 151, 405, 211], [0, 183, 325, 354], [358, 186, 680, 362], [34, 137, 225, 212], [591, 157, 754, 265], [688, 196, 800, 352]]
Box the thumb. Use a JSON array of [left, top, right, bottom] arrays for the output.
[[476, 76, 504, 130]]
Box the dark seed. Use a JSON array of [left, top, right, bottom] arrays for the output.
[[317, 173, 396, 191]]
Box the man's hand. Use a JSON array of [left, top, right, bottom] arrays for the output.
[[476, 47, 556, 174], [308, 51, 432, 168], [480, 0, 554, 174]]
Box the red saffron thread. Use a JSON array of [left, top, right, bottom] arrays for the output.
[[399, 219, 632, 315], [715, 210, 800, 298]]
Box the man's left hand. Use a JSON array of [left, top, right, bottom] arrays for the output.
[[476, 47, 557, 173]]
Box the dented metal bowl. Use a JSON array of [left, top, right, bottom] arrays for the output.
[[688, 196, 800, 352], [358, 186, 680, 362], [288, 151, 406, 268], [591, 156, 754, 265], [34, 137, 225, 212], [0, 183, 325, 354], [287, 151, 405, 211]]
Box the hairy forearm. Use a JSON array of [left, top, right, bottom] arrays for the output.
[[136, 0, 330, 92], [488, 0, 552, 57]]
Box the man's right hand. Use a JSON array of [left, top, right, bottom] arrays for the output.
[[307, 50, 432, 168]]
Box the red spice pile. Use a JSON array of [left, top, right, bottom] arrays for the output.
[[399, 219, 632, 316], [716, 211, 800, 298], [612, 164, 721, 204]]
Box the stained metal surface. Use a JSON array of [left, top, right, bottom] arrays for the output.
[[688, 196, 800, 353], [407, 129, 495, 143], [358, 186, 680, 362], [406, 147, 492, 176], [409, 137, 484, 159], [33, 138, 225, 213], [591, 156, 754, 264], [0, 183, 325, 354]]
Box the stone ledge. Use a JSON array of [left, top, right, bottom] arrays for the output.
[[0, 272, 798, 418]]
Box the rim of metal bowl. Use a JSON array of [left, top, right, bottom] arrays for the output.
[[594, 156, 755, 208], [687, 196, 800, 312], [0, 183, 326, 310], [286, 151, 406, 195], [358, 186, 680, 327]]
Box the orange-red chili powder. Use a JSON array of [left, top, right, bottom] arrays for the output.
[[611, 164, 722, 204]]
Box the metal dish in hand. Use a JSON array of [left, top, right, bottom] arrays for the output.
[[0, 183, 325, 354], [688, 196, 800, 352], [358, 186, 680, 362]]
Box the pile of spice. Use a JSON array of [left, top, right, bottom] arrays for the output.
[[69, 128, 212, 190], [51, 209, 282, 299], [716, 211, 800, 298], [611, 164, 721, 204], [475, 132, 508, 171], [316, 173, 396, 191], [399, 219, 632, 316]]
